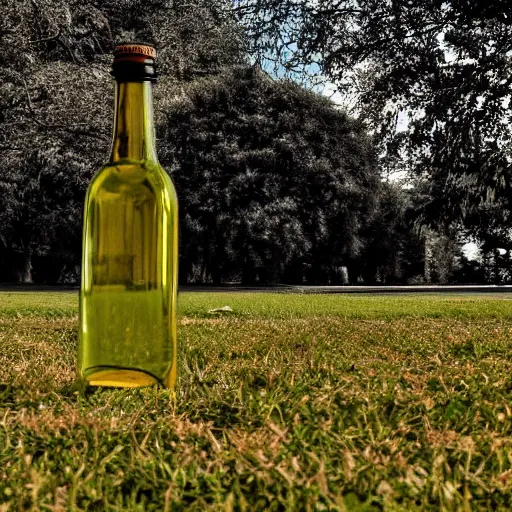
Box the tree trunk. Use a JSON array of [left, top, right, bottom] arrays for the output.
[[241, 256, 256, 285], [178, 256, 189, 285], [424, 234, 432, 284], [494, 249, 501, 285], [506, 250, 511, 283], [20, 248, 33, 283], [200, 255, 207, 284], [211, 253, 222, 285]]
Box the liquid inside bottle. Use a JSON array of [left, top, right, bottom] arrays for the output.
[[79, 44, 178, 388]]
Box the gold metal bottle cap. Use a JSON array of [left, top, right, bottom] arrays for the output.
[[114, 43, 157, 60]]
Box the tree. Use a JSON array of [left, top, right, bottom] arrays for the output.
[[237, 0, 512, 248], [0, 0, 246, 282], [0, 0, 110, 281], [350, 182, 425, 284], [160, 65, 381, 284]]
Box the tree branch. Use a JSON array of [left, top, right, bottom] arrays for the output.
[[28, 28, 61, 44]]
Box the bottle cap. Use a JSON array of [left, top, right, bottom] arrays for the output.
[[114, 44, 157, 60], [111, 43, 157, 82]]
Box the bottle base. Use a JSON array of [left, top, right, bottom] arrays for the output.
[[84, 367, 162, 388]]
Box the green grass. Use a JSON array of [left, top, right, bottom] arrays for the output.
[[2, 292, 512, 510], [2, 291, 512, 319]]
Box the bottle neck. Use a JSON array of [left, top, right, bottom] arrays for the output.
[[110, 81, 158, 163]]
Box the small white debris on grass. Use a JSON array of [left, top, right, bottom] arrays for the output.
[[207, 306, 233, 314]]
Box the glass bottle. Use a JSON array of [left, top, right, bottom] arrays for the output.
[[79, 43, 178, 389]]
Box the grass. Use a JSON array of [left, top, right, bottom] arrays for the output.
[[1, 291, 512, 510]]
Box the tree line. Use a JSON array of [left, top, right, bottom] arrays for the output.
[[0, 0, 508, 285]]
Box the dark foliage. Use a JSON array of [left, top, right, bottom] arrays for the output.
[[238, 0, 512, 257], [160, 66, 381, 284], [0, 0, 245, 283], [0, 0, 456, 284]]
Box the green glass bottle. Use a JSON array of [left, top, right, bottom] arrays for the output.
[[79, 43, 178, 389]]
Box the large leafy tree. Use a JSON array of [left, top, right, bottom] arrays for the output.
[[237, 0, 512, 249], [161, 66, 381, 284], [352, 183, 425, 285], [0, 0, 245, 282]]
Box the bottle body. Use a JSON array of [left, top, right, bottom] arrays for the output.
[[78, 49, 178, 388], [79, 160, 178, 388]]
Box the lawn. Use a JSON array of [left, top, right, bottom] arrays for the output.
[[1, 291, 512, 511]]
